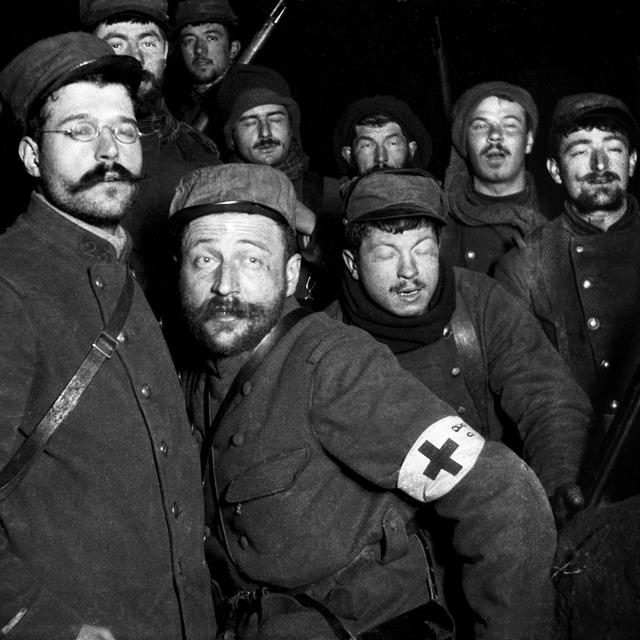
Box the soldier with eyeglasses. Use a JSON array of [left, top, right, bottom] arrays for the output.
[[0, 32, 215, 640]]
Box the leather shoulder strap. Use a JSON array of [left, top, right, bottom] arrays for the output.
[[0, 270, 135, 501], [450, 286, 490, 429]]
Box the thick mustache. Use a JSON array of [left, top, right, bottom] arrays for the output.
[[69, 163, 142, 194], [253, 137, 281, 150], [193, 56, 213, 65], [579, 171, 620, 184]]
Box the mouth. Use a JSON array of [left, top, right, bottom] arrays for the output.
[[395, 286, 423, 300]]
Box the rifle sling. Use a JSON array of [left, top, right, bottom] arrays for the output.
[[0, 270, 135, 501]]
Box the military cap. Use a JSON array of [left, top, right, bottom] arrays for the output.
[[173, 0, 238, 33], [217, 63, 301, 150], [79, 0, 170, 30], [343, 169, 446, 225], [451, 80, 539, 159], [550, 92, 640, 147], [0, 32, 142, 125], [169, 163, 314, 234], [333, 95, 433, 174]]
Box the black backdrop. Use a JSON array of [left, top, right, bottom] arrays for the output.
[[2, 0, 639, 190]]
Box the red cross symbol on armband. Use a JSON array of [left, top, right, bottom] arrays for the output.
[[419, 438, 463, 480]]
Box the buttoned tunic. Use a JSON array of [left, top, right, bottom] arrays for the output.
[[495, 197, 640, 421], [0, 194, 214, 640], [187, 301, 556, 640]]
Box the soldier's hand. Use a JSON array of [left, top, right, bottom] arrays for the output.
[[75, 624, 117, 640], [551, 482, 585, 527]]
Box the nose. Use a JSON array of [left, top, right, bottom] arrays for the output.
[[94, 126, 119, 161], [258, 117, 272, 140], [397, 252, 418, 280], [591, 147, 609, 172], [210, 260, 238, 296], [194, 36, 206, 56], [119, 42, 143, 64], [374, 143, 388, 165], [487, 123, 504, 141]]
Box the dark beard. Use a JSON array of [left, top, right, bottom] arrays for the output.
[[135, 70, 164, 119], [573, 180, 625, 213], [182, 291, 286, 358]]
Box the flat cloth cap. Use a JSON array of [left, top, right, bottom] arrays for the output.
[[344, 169, 446, 225], [173, 0, 238, 33], [170, 163, 313, 233], [0, 31, 142, 125], [550, 92, 640, 147], [333, 95, 433, 174], [451, 80, 538, 159], [79, 0, 170, 30], [217, 63, 301, 149]]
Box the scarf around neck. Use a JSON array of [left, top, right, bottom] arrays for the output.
[[446, 172, 545, 236], [341, 259, 456, 354]]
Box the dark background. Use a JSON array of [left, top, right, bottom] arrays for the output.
[[2, 0, 639, 194]]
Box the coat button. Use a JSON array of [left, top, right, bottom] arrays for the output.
[[94, 277, 104, 289], [130, 269, 137, 280], [610, 400, 619, 411], [457, 406, 466, 414], [465, 250, 476, 262], [160, 441, 169, 456], [171, 502, 180, 518], [116, 331, 127, 343], [587, 317, 600, 331], [141, 384, 152, 397], [231, 433, 245, 447], [451, 366, 461, 377], [582, 279, 593, 289], [600, 359, 610, 369], [241, 382, 252, 396], [203, 526, 211, 541], [575, 245, 584, 254], [190, 423, 196, 435], [442, 326, 451, 338], [239, 536, 249, 550]]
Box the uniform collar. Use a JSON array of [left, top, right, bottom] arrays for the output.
[[24, 192, 131, 265]]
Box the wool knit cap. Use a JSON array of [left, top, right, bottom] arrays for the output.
[[0, 31, 142, 125], [169, 163, 314, 234], [79, 0, 170, 30], [450, 80, 539, 159], [173, 0, 238, 33], [333, 95, 433, 175], [549, 92, 640, 149], [217, 63, 301, 150], [344, 169, 446, 225]]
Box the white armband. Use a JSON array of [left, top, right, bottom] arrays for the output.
[[398, 416, 485, 503]]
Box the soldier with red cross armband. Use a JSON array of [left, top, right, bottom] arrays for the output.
[[172, 162, 556, 640]]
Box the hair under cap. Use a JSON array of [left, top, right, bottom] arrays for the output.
[[344, 169, 446, 225], [0, 31, 142, 125], [169, 163, 316, 234], [450, 80, 538, 159], [549, 92, 640, 149], [332, 95, 433, 175]]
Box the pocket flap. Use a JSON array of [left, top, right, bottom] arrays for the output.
[[224, 446, 310, 503]]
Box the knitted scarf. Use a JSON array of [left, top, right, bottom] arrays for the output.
[[446, 172, 545, 237], [340, 259, 456, 354]]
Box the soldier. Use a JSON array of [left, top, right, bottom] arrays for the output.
[[217, 63, 342, 308], [0, 32, 214, 639], [440, 81, 546, 276], [333, 94, 433, 177], [496, 93, 640, 491], [80, 0, 221, 339], [172, 161, 557, 640], [169, 0, 240, 150]]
